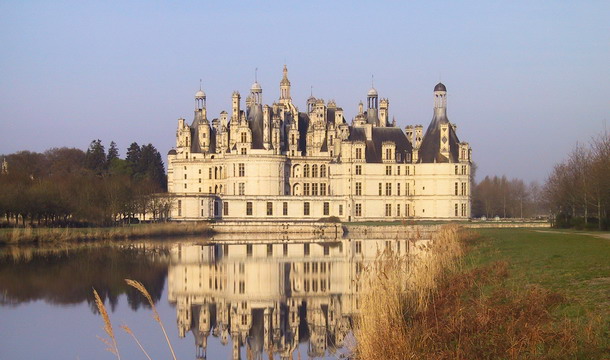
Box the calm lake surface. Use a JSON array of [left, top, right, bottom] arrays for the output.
[[0, 231, 427, 360]]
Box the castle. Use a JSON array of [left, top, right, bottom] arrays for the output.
[[167, 67, 472, 221]]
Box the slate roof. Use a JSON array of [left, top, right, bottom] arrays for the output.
[[347, 126, 413, 163], [246, 104, 265, 149], [418, 110, 460, 163]]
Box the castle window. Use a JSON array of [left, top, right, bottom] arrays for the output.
[[406, 183, 410, 195], [385, 183, 392, 196], [199, 188, 201, 192], [223, 202, 229, 216], [339, 205, 343, 216], [320, 165, 326, 177], [461, 182, 466, 196], [455, 165, 458, 175], [323, 202, 330, 216], [355, 165, 362, 175], [406, 203, 410, 216], [397, 183, 401, 196], [378, 183, 382, 196], [397, 166, 401, 175], [385, 148, 392, 160], [267, 202, 273, 216], [303, 202, 310, 216], [184, 184, 187, 189], [455, 182, 458, 195], [184, 174, 187, 179], [178, 200, 182, 216], [209, 168, 212, 179], [304, 243, 310, 256], [199, 178, 201, 183], [246, 202, 253, 216], [241, 132, 247, 143], [406, 166, 410, 175], [239, 183, 245, 195], [239, 281, 245, 294], [239, 163, 245, 177], [303, 183, 310, 196], [385, 204, 392, 216], [355, 148, 362, 160], [312, 183, 318, 196], [198, 169, 201, 174], [283, 202, 288, 216], [397, 204, 401, 217], [320, 183, 327, 196], [241, 148, 247, 155], [312, 165, 318, 177], [267, 244, 273, 257], [283, 243, 288, 256], [455, 203, 458, 216], [355, 203, 362, 217], [303, 164, 310, 177], [386, 166, 392, 175], [355, 182, 362, 196], [462, 165, 467, 175]]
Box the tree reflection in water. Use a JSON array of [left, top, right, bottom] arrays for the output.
[[0, 245, 168, 313]]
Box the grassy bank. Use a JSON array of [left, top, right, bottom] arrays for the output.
[[355, 226, 610, 359], [0, 222, 213, 244]]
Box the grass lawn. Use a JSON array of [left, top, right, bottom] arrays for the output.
[[469, 228, 610, 320]]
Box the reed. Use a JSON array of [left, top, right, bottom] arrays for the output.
[[354, 226, 607, 359], [120, 325, 152, 360], [355, 224, 464, 360], [0, 222, 212, 244], [93, 289, 121, 360], [125, 279, 177, 360]]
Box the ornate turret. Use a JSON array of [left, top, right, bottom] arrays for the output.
[[366, 86, 379, 125], [279, 65, 291, 104]]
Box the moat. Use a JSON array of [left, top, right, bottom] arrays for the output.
[[0, 231, 431, 359]]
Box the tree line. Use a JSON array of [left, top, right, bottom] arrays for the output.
[[472, 176, 545, 219], [544, 133, 609, 230], [0, 140, 172, 227], [471, 132, 609, 230]]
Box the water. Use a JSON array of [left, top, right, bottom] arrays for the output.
[[0, 231, 427, 360]]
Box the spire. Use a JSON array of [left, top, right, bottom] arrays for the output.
[[279, 65, 291, 103]]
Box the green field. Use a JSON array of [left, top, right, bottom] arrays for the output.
[[469, 228, 610, 321]]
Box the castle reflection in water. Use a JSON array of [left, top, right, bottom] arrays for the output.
[[167, 231, 431, 360]]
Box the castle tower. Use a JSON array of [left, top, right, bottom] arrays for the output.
[[366, 87, 378, 125], [379, 98, 389, 127], [433, 82, 447, 118], [195, 88, 211, 153], [250, 81, 262, 105], [279, 65, 291, 105]]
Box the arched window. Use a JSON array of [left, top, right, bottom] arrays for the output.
[[303, 164, 310, 177], [312, 165, 318, 177], [320, 165, 326, 177], [214, 167, 218, 179]]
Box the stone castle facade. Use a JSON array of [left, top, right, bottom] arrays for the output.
[[167, 67, 472, 221]]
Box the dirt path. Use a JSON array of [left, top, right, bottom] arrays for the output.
[[534, 230, 610, 240]]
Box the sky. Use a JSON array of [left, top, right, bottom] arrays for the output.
[[0, 1, 608, 183]]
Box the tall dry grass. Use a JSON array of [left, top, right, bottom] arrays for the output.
[[93, 289, 121, 360], [355, 224, 464, 360], [1, 222, 212, 243], [92, 279, 177, 360], [354, 225, 607, 360]]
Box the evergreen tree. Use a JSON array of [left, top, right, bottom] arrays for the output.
[[107, 141, 119, 163], [125, 142, 141, 174], [84, 140, 107, 174]]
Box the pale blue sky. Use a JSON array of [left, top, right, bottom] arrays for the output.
[[1, 1, 608, 182]]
